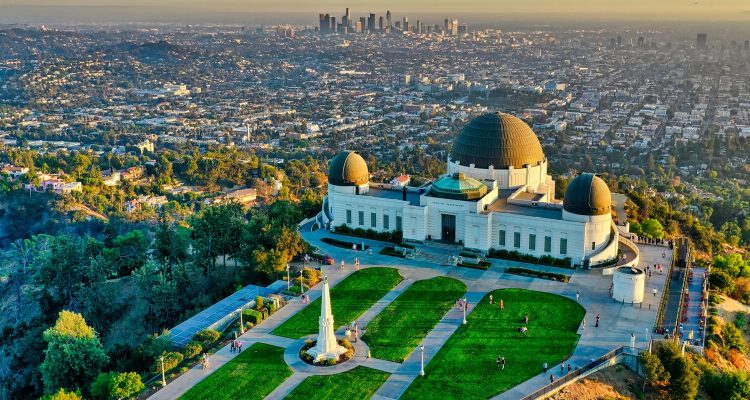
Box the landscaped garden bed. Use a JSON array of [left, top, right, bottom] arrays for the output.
[[505, 267, 571, 283], [488, 249, 574, 269], [380, 246, 406, 258], [402, 288, 584, 399], [332, 224, 403, 243], [178, 343, 292, 400], [321, 237, 371, 250], [362, 277, 467, 362], [299, 338, 355, 366], [272, 268, 403, 338], [284, 366, 390, 400]]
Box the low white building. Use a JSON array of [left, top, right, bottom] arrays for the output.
[[321, 113, 619, 267]]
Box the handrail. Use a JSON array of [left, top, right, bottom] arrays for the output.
[[519, 346, 625, 400]]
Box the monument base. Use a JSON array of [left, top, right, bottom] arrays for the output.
[[306, 343, 347, 363]]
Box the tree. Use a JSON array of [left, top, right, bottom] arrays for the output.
[[667, 357, 699, 400], [709, 270, 735, 293], [639, 351, 669, 390], [90, 372, 143, 400], [40, 388, 84, 400], [41, 310, 109, 395], [640, 218, 665, 239], [703, 370, 750, 400]]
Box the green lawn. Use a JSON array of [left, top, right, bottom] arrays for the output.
[[284, 366, 390, 400], [272, 267, 403, 338], [402, 288, 584, 400], [178, 343, 292, 400], [362, 276, 467, 362]]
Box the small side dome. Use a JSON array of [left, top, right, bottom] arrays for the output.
[[328, 151, 369, 186], [563, 173, 612, 216]]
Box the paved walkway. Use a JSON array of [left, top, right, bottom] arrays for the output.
[[682, 266, 706, 344]]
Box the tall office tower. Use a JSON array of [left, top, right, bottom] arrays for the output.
[[319, 14, 329, 34], [343, 8, 350, 28], [609, 38, 616, 48], [637, 36, 644, 47], [403, 17, 409, 32], [617, 35, 622, 47], [696, 33, 707, 48], [379, 16, 384, 33], [356, 20, 364, 33], [451, 19, 458, 36], [745, 40, 750, 51], [330, 17, 336, 33], [395, 21, 401, 30], [415, 20, 421, 34], [386, 10, 392, 29], [458, 24, 467, 35], [368, 13, 376, 33], [444, 18, 450, 34]]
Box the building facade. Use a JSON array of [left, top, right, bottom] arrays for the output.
[[320, 112, 619, 266]]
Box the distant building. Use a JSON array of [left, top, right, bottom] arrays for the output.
[[697, 33, 707, 49], [60, 182, 83, 194], [390, 175, 411, 187], [226, 188, 258, 204], [1, 165, 29, 179], [135, 140, 155, 154]]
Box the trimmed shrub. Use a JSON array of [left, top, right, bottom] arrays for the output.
[[488, 249, 573, 268], [153, 351, 183, 374], [333, 224, 403, 243], [183, 342, 203, 359], [242, 309, 264, 325], [192, 329, 220, 344], [505, 267, 571, 283], [255, 296, 264, 310]]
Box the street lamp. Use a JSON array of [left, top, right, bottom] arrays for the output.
[[462, 298, 467, 325], [300, 270, 305, 294], [160, 355, 166, 387], [238, 307, 244, 334], [420, 345, 425, 376], [286, 264, 290, 291]]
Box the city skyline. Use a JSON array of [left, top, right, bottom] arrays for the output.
[[2, 0, 750, 25]]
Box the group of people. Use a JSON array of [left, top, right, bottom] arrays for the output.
[[229, 339, 243, 353], [340, 257, 362, 271]]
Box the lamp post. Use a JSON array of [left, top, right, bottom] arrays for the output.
[[462, 298, 467, 325], [630, 332, 635, 351], [160, 355, 166, 387], [286, 264, 290, 291], [420, 345, 425, 376], [300, 270, 305, 294], [238, 307, 244, 334]]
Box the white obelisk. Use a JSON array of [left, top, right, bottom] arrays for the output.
[[307, 276, 346, 363]]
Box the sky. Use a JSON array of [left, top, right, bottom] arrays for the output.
[[1, 0, 749, 25]]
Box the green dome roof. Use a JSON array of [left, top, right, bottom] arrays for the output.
[[328, 151, 369, 186], [563, 173, 612, 216], [430, 173, 488, 201], [449, 112, 545, 169]]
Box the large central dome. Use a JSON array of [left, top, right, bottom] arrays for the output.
[[449, 112, 545, 169]]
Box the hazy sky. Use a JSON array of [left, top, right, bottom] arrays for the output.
[[1, 0, 749, 24]]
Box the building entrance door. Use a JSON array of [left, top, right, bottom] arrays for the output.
[[441, 213, 456, 243]]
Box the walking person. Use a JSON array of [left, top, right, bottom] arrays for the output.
[[576, 290, 580, 302], [567, 363, 572, 373], [340, 259, 345, 271], [653, 288, 658, 297], [500, 299, 504, 311], [230, 340, 235, 353], [581, 318, 586, 331], [238, 341, 242, 352], [543, 362, 548, 373], [560, 363, 564, 373], [489, 294, 494, 304], [501, 356, 505, 370], [595, 314, 600, 328], [550, 375, 555, 384], [355, 257, 360, 270]]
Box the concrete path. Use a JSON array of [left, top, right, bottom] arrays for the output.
[[682, 266, 706, 343], [265, 372, 310, 400]]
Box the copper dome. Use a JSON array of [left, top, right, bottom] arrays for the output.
[[563, 173, 612, 216], [328, 151, 369, 186]]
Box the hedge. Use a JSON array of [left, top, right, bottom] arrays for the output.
[[334, 224, 403, 243], [488, 249, 573, 269], [154, 351, 184, 374], [321, 237, 371, 250], [183, 342, 203, 359], [380, 246, 406, 258], [505, 267, 571, 283], [193, 329, 221, 344], [243, 309, 264, 325]]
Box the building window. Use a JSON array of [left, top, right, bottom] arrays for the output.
[[544, 236, 552, 252], [592, 241, 596, 250], [560, 238, 568, 255], [358, 211, 364, 226], [513, 232, 521, 248], [371, 213, 377, 228], [529, 234, 536, 251], [346, 210, 352, 224], [499, 230, 506, 246], [396, 216, 402, 231], [383, 215, 390, 230]]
